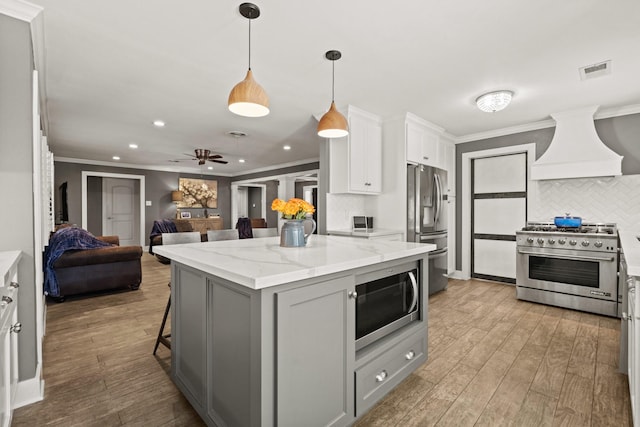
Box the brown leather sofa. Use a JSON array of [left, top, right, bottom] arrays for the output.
[[52, 235, 142, 301]]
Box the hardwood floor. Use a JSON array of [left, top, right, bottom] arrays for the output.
[[13, 254, 631, 426]]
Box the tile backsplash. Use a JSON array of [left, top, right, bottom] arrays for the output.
[[326, 194, 367, 230], [532, 174, 640, 230]]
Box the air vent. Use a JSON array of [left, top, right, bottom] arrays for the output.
[[579, 60, 611, 80], [226, 130, 247, 138]]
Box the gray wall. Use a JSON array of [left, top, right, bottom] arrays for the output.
[[86, 176, 103, 235], [455, 113, 640, 270], [265, 180, 279, 227], [54, 162, 234, 242], [0, 14, 37, 380], [248, 187, 262, 219]]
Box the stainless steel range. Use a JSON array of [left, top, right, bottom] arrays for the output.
[[516, 221, 619, 317]]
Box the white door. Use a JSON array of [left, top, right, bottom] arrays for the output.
[[472, 153, 527, 283], [103, 178, 139, 246]]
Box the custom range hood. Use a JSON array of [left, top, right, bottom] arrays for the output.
[[531, 106, 623, 180]]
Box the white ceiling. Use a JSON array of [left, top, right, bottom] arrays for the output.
[[20, 0, 640, 175]]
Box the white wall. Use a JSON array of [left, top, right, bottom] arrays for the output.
[[532, 175, 640, 230]]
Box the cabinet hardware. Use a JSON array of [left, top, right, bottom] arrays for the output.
[[9, 282, 19, 288], [375, 370, 388, 382], [1, 295, 13, 306], [405, 350, 415, 360], [348, 291, 358, 299], [11, 322, 22, 333], [623, 312, 632, 321]]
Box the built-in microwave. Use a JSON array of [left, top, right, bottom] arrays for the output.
[[355, 261, 421, 350]]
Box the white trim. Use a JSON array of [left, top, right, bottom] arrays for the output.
[[13, 367, 44, 408], [0, 0, 42, 22], [454, 103, 640, 144], [461, 143, 536, 279], [456, 119, 555, 144], [231, 169, 320, 185], [55, 156, 320, 178], [448, 270, 467, 280], [81, 171, 146, 246]]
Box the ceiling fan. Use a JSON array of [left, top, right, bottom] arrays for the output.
[[177, 149, 229, 165]]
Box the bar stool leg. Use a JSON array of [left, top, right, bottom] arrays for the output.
[[153, 285, 172, 355]]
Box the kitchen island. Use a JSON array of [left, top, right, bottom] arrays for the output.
[[153, 235, 434, 427]]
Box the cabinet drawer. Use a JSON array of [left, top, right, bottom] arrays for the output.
[[355, 329, 427, 415]]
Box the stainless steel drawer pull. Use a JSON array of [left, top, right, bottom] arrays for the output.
[[405, 350, 415, 360], [9, 282, 19, 288], [11, 322, 22, 333], [375, 370, 388, 382], [1, 295, 13, 306]]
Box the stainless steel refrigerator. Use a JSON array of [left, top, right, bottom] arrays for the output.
[[407, 164, 448, 295]]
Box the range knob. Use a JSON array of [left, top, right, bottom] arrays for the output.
[[558, 238, 566, 245], [548, 238, 556, 244], [569, 240, 577, 246], [526, 237, 534, 244], [594, 241, 603, 248], [537, 238, 545, 245], [581, 240, 590, 247]]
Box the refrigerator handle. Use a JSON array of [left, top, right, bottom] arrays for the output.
[[434, 173, 441, 227], [415, 167, 421, 234]]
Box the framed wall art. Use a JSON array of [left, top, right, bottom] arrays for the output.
[[177, 178, 218, 209]]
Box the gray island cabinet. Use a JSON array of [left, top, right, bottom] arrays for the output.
[[153, 235, 434, 427]]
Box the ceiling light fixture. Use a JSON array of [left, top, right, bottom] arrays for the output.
[[129, 143, 138, 149], [283, 145, 291, 150], [239, 159, 246, 163], [228, 3, 269, 118], [317, 50, 348, 138], [112, 156, 120, 160], [153, 120, 165, 127], [475, 90, 513, 113]]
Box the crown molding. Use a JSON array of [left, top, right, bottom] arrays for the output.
[[454, 103, 640, 144], [54, 156, 320, 178], [0, 0, 42, 22]]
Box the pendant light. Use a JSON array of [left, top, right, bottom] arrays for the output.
[[317, 50, 348, 138], [228, 3, 269, 117]]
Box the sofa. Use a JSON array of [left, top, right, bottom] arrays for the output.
[[46, 231, 142, 302]]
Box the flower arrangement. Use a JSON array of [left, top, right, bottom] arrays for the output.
[[271, 198, 315, 220]]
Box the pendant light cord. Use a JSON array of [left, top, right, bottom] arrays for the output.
[[331, 60, 335, 102], [248, 18, 252, 70]]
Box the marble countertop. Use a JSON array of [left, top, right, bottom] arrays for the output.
[[327, 228, 404, 238], [153, 235, 435, 290], [620, 228, 640, 277]]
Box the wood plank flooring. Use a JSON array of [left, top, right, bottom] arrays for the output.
[[13, 254, 631, 426]]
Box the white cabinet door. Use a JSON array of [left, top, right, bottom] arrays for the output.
[[405, 119, 444, 170], [330, 106, 382, 195]]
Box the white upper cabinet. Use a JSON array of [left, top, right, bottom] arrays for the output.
[[330, 106, 382, 194], [405, 114, 449, 171]]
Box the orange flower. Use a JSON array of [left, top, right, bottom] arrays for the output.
[[271, 197, 315, 219]]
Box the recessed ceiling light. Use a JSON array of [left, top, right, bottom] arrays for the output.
[[239, 159, 246, 163], [153, 120, 165, 127], [112, 156, 120, 160], [129, 143, 138, 149], [283, 145, 291, 150], [208, 166, 213, 170]]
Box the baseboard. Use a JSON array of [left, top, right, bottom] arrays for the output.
[[448, 270, 469, 280], [13, 364, 45, 409]]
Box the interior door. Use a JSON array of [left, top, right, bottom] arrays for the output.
[[102, 178, 139, 246], [471, 153, 527, 283]]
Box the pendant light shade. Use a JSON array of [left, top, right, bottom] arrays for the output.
[[228, 3, 269, 118], [317, 50, 348, 138]]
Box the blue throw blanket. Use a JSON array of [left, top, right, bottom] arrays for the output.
[[44, 227, 113, 297], [148, 219, 178, 254]]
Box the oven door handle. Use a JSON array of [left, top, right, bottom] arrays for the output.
[[517, 249, 615, 263], [408, 271, 419, 314]]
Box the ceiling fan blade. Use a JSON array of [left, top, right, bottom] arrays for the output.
[[207, 154, 223, 159], [210, 159, 228, 164]]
